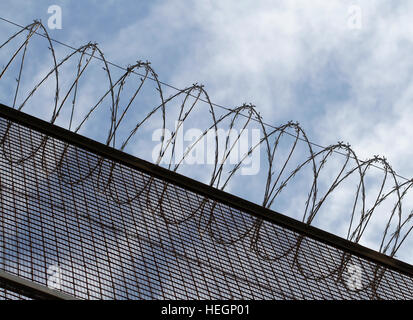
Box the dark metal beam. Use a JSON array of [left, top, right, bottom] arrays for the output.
[[0, 270, 78, 300]]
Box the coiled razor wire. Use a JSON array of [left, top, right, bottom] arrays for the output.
[[0, 21, 413, 274]]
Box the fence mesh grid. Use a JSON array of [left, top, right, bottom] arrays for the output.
[[0, 112, 412, 300]]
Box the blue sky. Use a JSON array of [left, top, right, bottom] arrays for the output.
[[1, 1, 413, 264]]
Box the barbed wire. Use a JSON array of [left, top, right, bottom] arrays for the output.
[[1, 19, 413, 272]]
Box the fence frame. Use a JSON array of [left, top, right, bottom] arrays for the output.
[[0, 102, 412, 299]]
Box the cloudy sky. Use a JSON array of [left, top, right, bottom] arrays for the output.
[[1, 1, 413, 264]]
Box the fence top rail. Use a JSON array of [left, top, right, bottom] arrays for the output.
[[0, 270, 78, 300]]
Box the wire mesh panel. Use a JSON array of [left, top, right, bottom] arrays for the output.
[[0, 109, 412, 300]]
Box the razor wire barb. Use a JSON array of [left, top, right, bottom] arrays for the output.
[[1, 20, 413, 271]]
